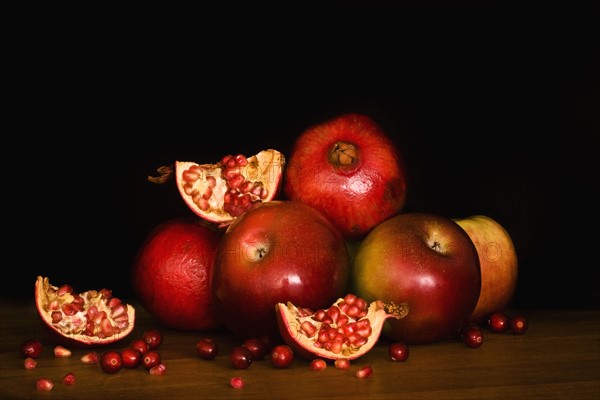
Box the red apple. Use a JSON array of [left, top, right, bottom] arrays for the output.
[[283, 113, 407, 240], [454, 215, 518, 323], [211, 200, 350, 339], [351, 213, 481, 344]]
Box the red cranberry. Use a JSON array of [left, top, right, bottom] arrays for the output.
[[142, 351, 161, 370], [510, 315, 528, 335], [230, 346, 253, 369], [196, 338, 219, 360], [463, 326, 484, 348], [121, 348, 142, 368], [143, 329, 163, 350], [19, 339, 43, 359], [242, 337, 268, 361], [270, 345, 294, 369], [99, 350, 123, 374], [488, 312, 510, 333], [130, 338, 149, 355], [388, 342, 409, 362]]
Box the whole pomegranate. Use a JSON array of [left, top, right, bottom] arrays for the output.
[[132, 218, 223, 331], [283, 113, 407, 240], [211, 200, 351, 339]]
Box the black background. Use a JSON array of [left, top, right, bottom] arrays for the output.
[[6, 7, 598, 311]]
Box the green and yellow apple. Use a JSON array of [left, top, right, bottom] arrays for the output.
[[351, 213, 481, 344], [454, 215, 518, 323]]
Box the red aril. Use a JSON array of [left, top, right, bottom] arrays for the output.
[[34, 276, 135, 348]]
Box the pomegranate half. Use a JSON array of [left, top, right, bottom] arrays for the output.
[[174, 149, 285, 227], [35, 276, 135, 348], [276, 294, 408, 361]]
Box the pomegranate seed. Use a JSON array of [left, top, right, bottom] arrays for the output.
[[36, 378, 54, 391], [389, 342, 410, 361], [19, 339, 43, 359], [463, 326, 484, 348], [54, 345, 72, 357], [149, 362, 167, 376], [80, 351, 99, 364], [62, 372, 76, 385], [230, 376, 245, 389], [335, 358, 350, 369], [310, 359, 327, 371], [270, 345, 294, 369], [356, 365, 373, 379], [510, 315, 528, 334], [196, 338, 219, 360], [488, 312, 510, 333], [230, 346, 252, 369], [24, 357, 37, 369]]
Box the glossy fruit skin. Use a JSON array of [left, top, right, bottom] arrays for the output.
[[352, 213, 481, 344], [132, 218, 223, 331], [212, 200, 350, 339], [121, 348, 142, 368], [270, 345, 294, 368], [100, 350, 123, 374], [510, 315, 528, 334], [388, 342, 409, 362], [488, 312, 510, 333], [454, 215, 518, 323], [283, 113, 407, 240], [143, 329, 163, 350], [142, 351, 161, 370], [196, 338, 218, 360], [463, 326, 484, 348], [229, 346, 252, 369], [242, 337, 268, 361]]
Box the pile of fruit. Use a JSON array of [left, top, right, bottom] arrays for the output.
[[24, 112, 525, 391]]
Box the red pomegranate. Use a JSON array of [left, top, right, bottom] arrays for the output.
[[283, 113, 407, 239], [150, 149, 286, 228], [35, 276, 135, 348], [131, 218, 223, 331], [276, 294, 408, 361]]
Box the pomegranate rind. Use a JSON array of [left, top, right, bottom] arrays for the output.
[[34, 276, 135, 348], [175, 149, 285, 226], [276, 297, 408, 361]]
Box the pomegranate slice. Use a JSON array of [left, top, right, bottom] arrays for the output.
[[171, 149, 285, 227], [276, 294, 408, 361], [34, 276, 135, 348]]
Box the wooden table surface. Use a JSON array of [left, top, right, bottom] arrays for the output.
[[1, 298, 598, 400]]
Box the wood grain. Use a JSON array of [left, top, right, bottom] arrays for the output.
[[1, 298, 598, 399]]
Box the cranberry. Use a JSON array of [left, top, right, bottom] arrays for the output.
[[242, 337, 268, 361], [19, 339, 43, 359], [463, 326, 484, 348], [270, 345, 294, 369], [121, 348, 142, 368], [230, 346, 253, 369], [388, 342, 409, 362], [143, 329, 163, 350], [142, 350, 161, 370], [510, 315, 528, 335], [130, 338, 149, 355], [196, 338, 219, 360], [488, 312, 510, 333], [99, 350, 123, 374]]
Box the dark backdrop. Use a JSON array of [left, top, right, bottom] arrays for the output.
[[6, 8, 598, 311]]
